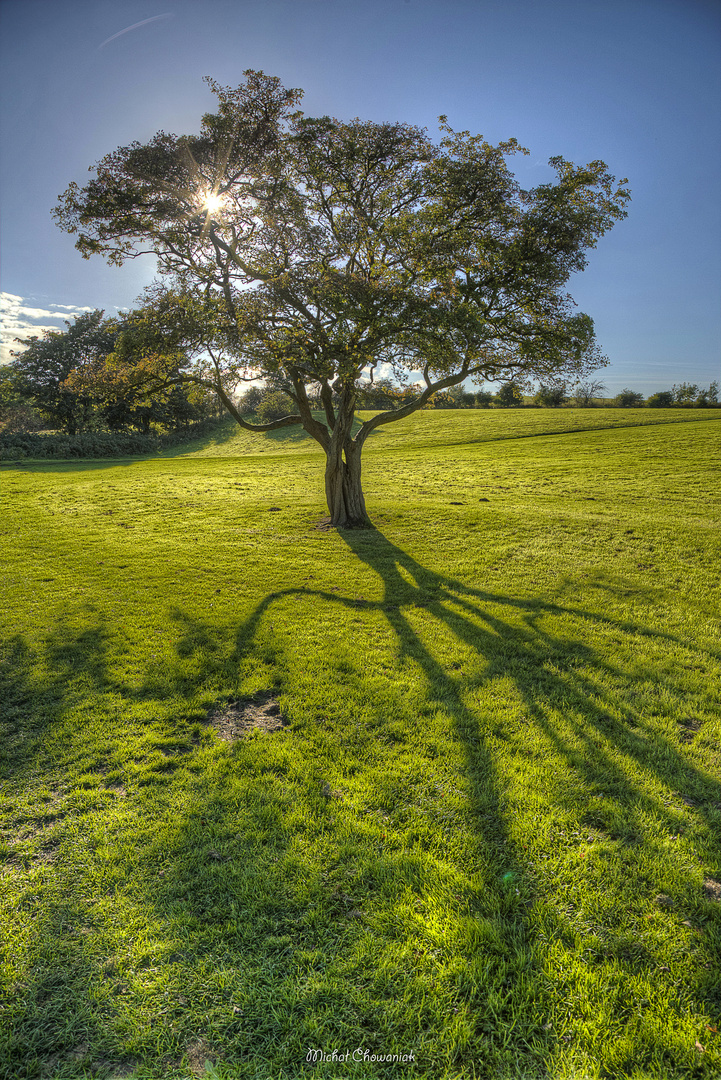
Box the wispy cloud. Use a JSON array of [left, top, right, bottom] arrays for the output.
[[98, 13, 173, 50], [0, 293, 95, 364]]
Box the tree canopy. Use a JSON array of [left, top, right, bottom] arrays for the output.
[[54, 70, 630, 525]]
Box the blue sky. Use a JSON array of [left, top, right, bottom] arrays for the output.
[[1, 0, 719, 394]]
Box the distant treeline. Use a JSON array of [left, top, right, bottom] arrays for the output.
[[237, 378, 720, 420]]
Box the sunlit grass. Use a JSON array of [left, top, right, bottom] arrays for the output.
[[1, 412, 719, 1079]]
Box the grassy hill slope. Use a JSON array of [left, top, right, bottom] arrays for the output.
[[163, 407, 721, 458]]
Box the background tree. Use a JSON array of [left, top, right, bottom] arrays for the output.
[[236, 385, 267, 415], [495, 381, 524, 407], [63, 350, 169, 435], [355, 377, 402, 410], [669, 381, 719, 407], [646, 390, 674, 408], [61, 322, 218, 434], [573, 379, 606, 406], [613, 388, 645, 407], [11, 310, 116, 434], [671, 382, 699, 407], [474, 389, 494, 408], [696, 381, 719, 407], [8, 307, 218, 438], [447, 384, 476, 408], [256, 390, 296, 422], [54, 71, 630, 527], [0, 366, 45, 434], [533, 381, 569, 407]]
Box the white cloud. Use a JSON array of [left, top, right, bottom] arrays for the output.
[[0, 293, 96, 364], [47, 303, 96, 312]]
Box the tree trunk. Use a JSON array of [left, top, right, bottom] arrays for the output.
[[324, 439, 371, 528]]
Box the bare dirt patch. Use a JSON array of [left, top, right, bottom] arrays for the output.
[[703, 878, 721, 902], [678, 717, 702, 742], [104, 782, 127, 796], [206, 694, 288, 741], [186, 1038, 217, 1078], [654, 893, 674, 909]]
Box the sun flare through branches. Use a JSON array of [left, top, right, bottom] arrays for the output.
[[200, 190, 225, 214]]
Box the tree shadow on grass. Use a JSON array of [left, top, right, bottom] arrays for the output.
[[175, 524, 717, 1074], [2, 529, 719, 1078], [1, 459, 140, 475], [0, 622, 141, 1080], [222, 525, 719, 841], [332, 528, 720, 1074]]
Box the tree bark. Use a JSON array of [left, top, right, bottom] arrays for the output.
[[324, 439, 371, 528], [323, 381, 372, 528]]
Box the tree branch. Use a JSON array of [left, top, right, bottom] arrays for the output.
[[354, 366, 473, 448]]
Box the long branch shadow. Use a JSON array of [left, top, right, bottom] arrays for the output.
[[194, 525, 718, 1069], [328, 525, 720, 858], [346, 528, 719, 809], [221, 526, 719, 838], [330, 528, 720, 1065]]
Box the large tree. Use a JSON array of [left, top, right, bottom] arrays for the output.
[[54, 71, 629, 526]]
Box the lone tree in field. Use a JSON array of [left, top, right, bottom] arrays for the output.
[[54, 71, 629, 527]]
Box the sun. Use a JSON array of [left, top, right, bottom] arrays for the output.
[[200, 190, 224, 214]]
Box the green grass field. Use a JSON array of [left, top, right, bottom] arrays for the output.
[[1, 408, 720, 1080]]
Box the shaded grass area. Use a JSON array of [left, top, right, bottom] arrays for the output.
[[0, 415, 720, 1079]]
